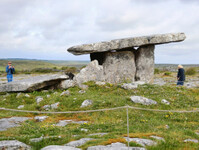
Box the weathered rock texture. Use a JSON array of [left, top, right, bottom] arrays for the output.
[[74, 60, 104, 86], [0, 74, 69, 92], [0, 117, 31, 131], [102, 51, 136, 83], [68, 33, 186, 55], [68, 33, 186, 84], [0, 140, 31, 150], [135, 45, 154, 83]]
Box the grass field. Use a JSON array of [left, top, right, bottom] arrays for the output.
[[0, 82, 199, 149]]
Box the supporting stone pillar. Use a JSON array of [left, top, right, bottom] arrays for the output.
[[135, 45, 155, 83], [90, 51, 136, 83]]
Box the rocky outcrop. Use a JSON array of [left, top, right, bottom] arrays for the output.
[[41, 145, 81, 150], [0, 74, 69, 92], [0, 117, 31, 131], [68, 33, 186, 55], [0, 140, 31, 150], [87, 142, 146, 150], [65, 138, 94, 147]]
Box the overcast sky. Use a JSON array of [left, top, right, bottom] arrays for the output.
[[0, 0, 198, 64]]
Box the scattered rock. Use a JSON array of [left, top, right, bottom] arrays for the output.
[[35, 96, 44, 104], [30, 136, 61, 143], [96, 81, 106, 86], [60, 90, 70, 96], [130, 96, 157, 105], [125, 138, 157, 147], [165, 125, 170, 129], [65, 138, 94, 147], [17, 105, 24, 109], [43, 102, 60, 110], [25, 94, 30, 98], [121, 83, 138, 90], [0, 140, 31, 150], [80, 128, 88, 132], [161, 99, 170, 105], [54, 120, 88, 127], [195, 132, 199, 135], [51, 102, 60, 109], [59, 80, 76, 89], [41, 145, 81, 150], [78, 84, 88, 90], [89, 133, 108, 136], [47, 95, 51, 98], [184, 139, 198, 143], [79, 90, 86, 94], [0, 74, 69, 92], [34, 116, 49, 122], [53, 92, 58, 95], [81, 100, 93, 108], [87, 142, 146, 150], [16, 93, 22, 98], [153, 78, 166, 86], [150, 136, 165, 142], [0, 117, 31, 131]]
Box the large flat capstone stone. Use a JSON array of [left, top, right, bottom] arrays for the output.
[[68, 33, 186, 55], [0, 74, 68, 92]]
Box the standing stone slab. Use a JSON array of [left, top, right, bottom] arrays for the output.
[[102, 51, 136, 83], [135, 45, 155, 83]]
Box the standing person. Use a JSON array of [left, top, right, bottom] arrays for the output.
[[6, 61, 15, 82], [177, 65, 185, 86]]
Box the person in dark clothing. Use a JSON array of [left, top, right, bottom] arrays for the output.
[[6, 61, 15, 82], [177, 65, 185, 86]]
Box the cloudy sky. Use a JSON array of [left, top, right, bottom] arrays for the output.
[[0, 0, 198, 64]]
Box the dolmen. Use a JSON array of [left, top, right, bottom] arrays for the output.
[[68, 33, 186, 84]]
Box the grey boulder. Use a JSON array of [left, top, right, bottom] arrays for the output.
[[65, 138, 94, 147], [74, 60, 104, 86], [125, 138, 157, 147], [41, 145, 81, 150], [0, 140, 31, 150], [87, 142, 146, 150], [130, 96, 157, 105], [81, 100, 93, 108]]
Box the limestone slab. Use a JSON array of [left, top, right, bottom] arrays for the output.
[[68, 33, 186, 55]]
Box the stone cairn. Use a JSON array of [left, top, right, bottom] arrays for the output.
[[68, 33, 186, 84]]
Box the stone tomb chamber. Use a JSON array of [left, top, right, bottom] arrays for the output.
[[67, 33, 186, 84]]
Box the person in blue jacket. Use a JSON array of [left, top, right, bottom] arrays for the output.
[[177, 65, 185, 86], [6, 61, 15, 82]]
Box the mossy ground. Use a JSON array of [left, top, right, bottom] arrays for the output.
[[0, 82, 199, 150]]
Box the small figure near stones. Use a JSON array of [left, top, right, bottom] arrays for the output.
[[177, 65, 185, 86], [6, 61, 15, 82]]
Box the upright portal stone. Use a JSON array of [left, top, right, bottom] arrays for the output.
[[135, 45, 155, 83], [103, 51, 136, 83]]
